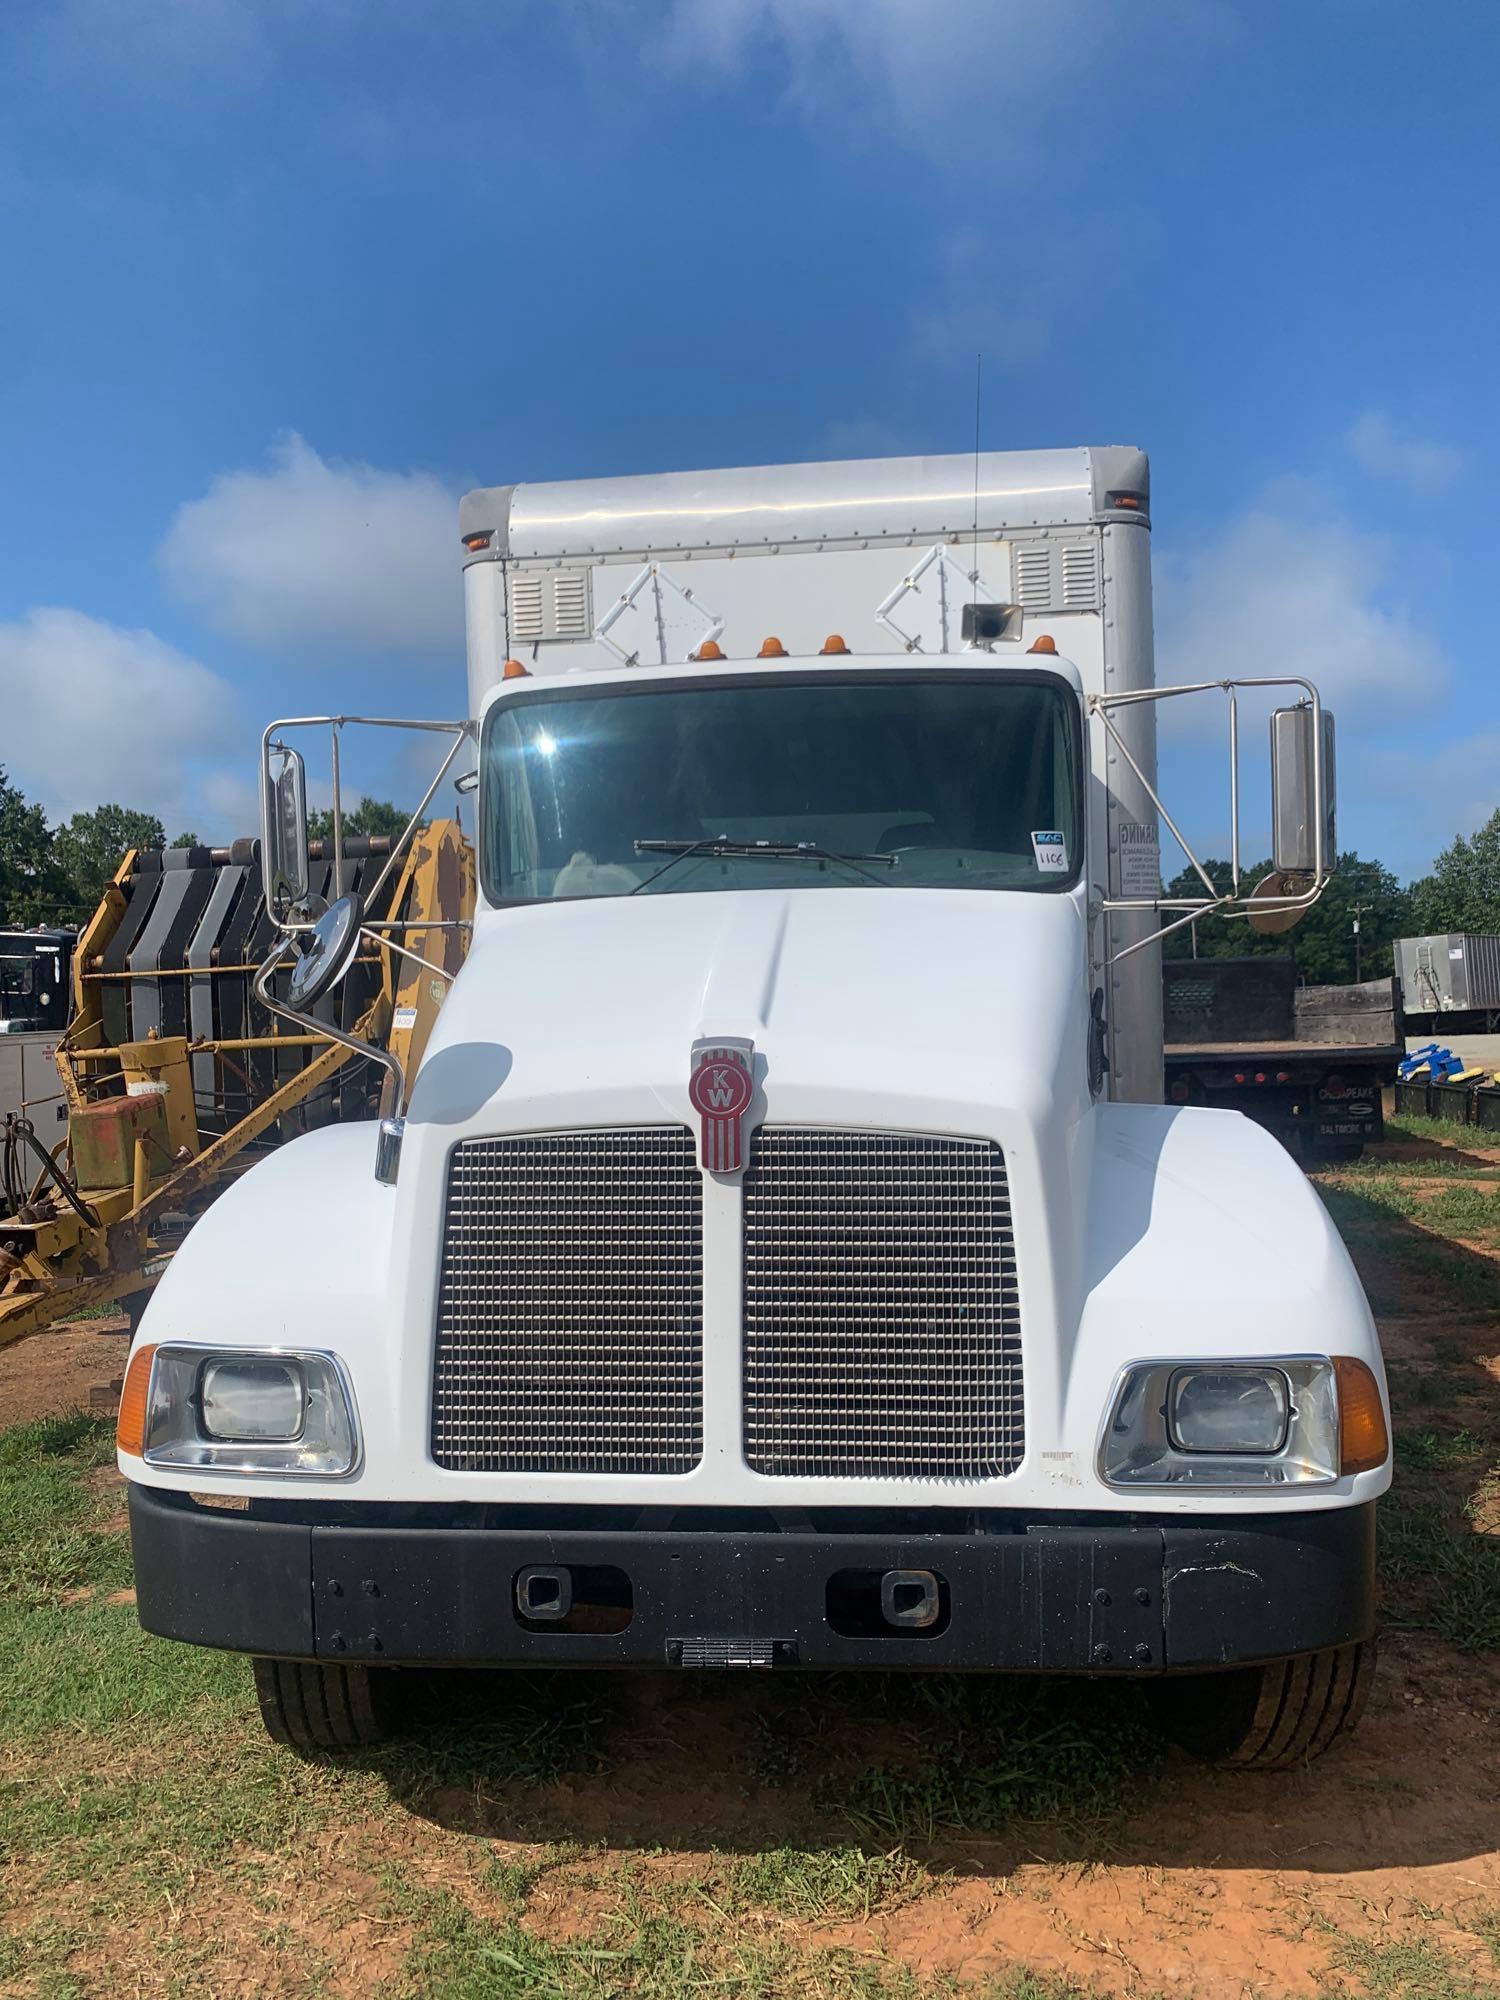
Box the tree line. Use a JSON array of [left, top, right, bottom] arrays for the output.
[[1161, 810, 1500, 986], [0, 766, 408, 929]]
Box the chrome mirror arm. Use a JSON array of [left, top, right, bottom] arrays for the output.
[[252, 940, 407, 1187]]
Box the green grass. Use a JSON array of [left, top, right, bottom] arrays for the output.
[[811, 1677, 1161, 1847], [1316, 1185, 1500, 1312], [383, 1874, 1101, 2000], [1332, 1172, 1423, 1217], [1395, 1427, 1492, 1470], [1338, 1166, 1500, 1244], [731, 1843, 928, 1919], [0, 1417, 1144, 1997], [1320, 1928, 1500, 2000], [1381, 1493, 1500, 1653], [1427, 1183, 1500, 1242], [1383, 1111, 1500, 1154]]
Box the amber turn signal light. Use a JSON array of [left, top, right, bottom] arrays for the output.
[[117, 1343, 158, 1457], [1335, 1356, 1388, 1475], [501, 658, 531, 680]]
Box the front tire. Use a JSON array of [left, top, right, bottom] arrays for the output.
[[1151, 1641, 1375, 1769], [252, 1658, 397, 1752]]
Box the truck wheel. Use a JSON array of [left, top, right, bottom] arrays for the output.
[[1151, 1641, 1375, 1769], [252, 1658, 397, 1752]]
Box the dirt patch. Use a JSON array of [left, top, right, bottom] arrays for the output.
[[1380, 1133, 1500, 1169], [1, 1313, 130, 1427], [50, 1837, 419, 2000]]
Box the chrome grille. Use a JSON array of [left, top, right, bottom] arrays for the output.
[[431, 1128, 703, 1474], [742, 1129, 1022, 1479]]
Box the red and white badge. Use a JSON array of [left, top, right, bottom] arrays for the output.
[[688, 1040, 755, 1173]]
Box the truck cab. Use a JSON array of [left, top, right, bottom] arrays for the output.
[[0, 930, 72, 1036], [118, 449, 1391, 1769]]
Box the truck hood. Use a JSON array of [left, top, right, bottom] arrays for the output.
[[408, 886, 1091, 1142]]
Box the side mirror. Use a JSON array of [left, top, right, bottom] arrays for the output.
[[262, 742, 311, 912], [1270, 704, 1337, 877], [287, 894, 364, 1010]]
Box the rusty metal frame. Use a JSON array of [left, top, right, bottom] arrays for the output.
[[1, 820, 472, 1349]]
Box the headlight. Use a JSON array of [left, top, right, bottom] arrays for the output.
[[1168, 1367, 1289, 1455], [200, 1357, 305, 1441], [1100, 1357, 1340, 1488], [130, 1346, 359, 1477]]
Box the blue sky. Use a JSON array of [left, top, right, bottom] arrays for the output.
[[1, 0, 1495, 880]]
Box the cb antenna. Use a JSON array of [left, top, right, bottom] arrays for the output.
[[971, 350, 983, 589]]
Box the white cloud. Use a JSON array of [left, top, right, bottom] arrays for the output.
[[1156, 484, 1448, 727], [1347, 411, 1464, 500], [914, 300, 1051, 372], [0, 608, 240, 831], [37, 0, 272, 86], [1361, 736, 1500, 879], [157, 433, 462, 658], [655, 0, 1229, 157]]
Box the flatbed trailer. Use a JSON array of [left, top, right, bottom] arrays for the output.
[[1163, 959, 1401, 1161]]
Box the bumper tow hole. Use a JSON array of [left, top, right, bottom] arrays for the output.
[[826, 1567, 949, 1638], [514, 1564, 633, 1635]]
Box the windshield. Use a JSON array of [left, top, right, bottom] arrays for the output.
[[481, 671, 1081, 903]]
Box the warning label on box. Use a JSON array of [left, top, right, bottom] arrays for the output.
[[1116, 820, 1162, 898]]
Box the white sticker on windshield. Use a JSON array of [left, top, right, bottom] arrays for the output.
[[1031, 830, 1068, 873]]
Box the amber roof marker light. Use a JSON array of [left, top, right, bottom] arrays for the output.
[[820, 634, 850, 654], [501, 659, 531, 680], [694, 640, 725, 661], [758, 636, 788, 658], [1028, 635, 1058, 655]]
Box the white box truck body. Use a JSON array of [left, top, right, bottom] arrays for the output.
[[119, 448, 1391, 1767]]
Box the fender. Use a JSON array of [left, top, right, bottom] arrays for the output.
[[130, 1122, 399, 1364], [1067, 1102, 1390, 1507]]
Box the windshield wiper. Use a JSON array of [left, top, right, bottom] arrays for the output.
[[631, 837, 896, 893]]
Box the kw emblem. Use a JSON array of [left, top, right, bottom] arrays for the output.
[[688, 1040, 754, 1174]]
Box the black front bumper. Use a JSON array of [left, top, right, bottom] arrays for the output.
[[128, 1488, 1376, 1673]]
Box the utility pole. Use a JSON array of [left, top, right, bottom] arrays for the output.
[[1351, 902, 1370, 984]]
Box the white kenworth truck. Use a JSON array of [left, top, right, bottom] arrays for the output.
[[119, 447, 1391, 1768]]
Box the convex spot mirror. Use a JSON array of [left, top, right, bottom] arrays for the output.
[[262, 743, 310, 912], [287, 893, 364, 1010], [1270, 704, 1337, 878]]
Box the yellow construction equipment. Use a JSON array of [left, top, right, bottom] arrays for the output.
[[0, 821, 472, 1346]]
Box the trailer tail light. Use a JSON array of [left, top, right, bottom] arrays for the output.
[[502, 659, 531, 680], [117, 1343, 158, 1457], [1254, 1072, 1267, 1085], [1233, 1072, 1247, 1085], [758, 636, 787, 658], [1276, 1070, 1291, 1083], [1335, 1356, 1389, 1475]]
